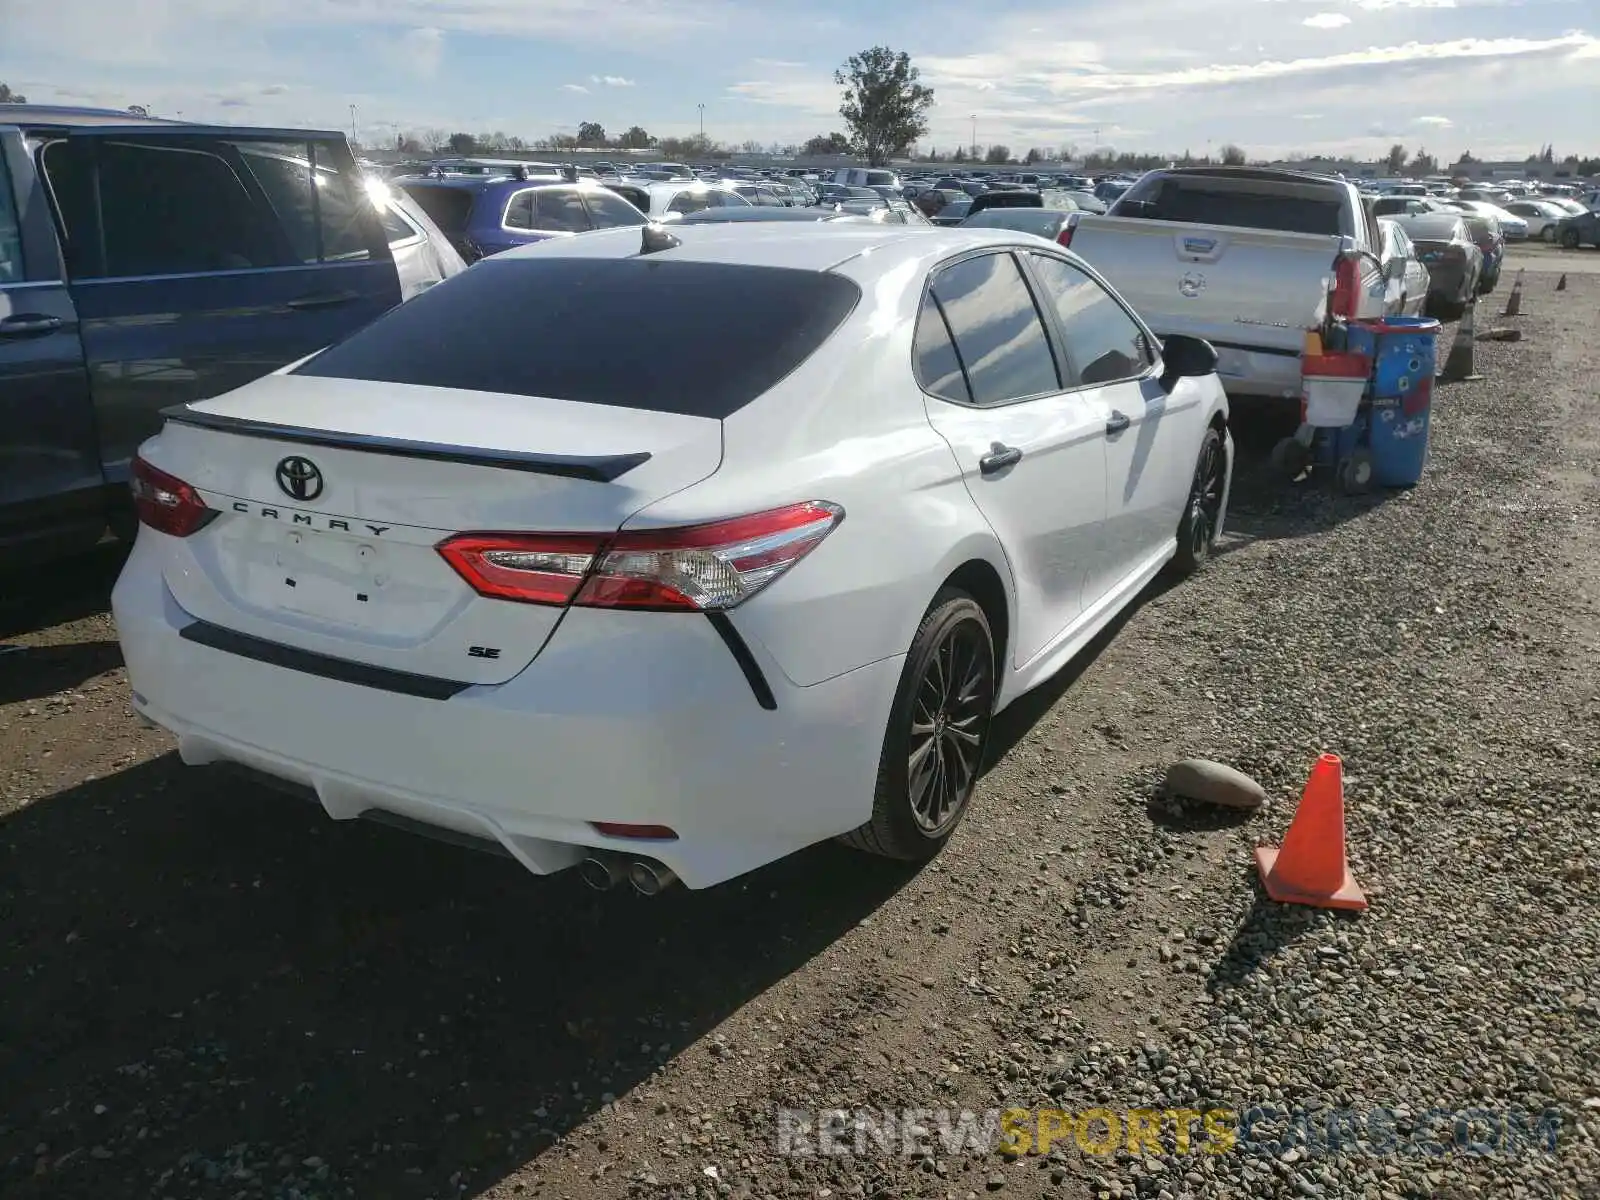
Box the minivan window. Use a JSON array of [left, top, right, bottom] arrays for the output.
[[294, 258, 862, 419], [49, 139, 284, 278], [929, 252, 1059, 405], [532, 189, 592, 233]]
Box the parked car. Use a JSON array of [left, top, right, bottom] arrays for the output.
[[635, 182, 752, 220], [1450, 200, 1527, 241], [930, 197, 974, 226], [1375, 218, 1430, 317], [1455, 213, 1505, 293], [1499, 199, 1571, 241], [1064, 190, 1108, 214], [1554, 210, 1600, 249], [1066, 167, 1416, 402], [394, 173, 646, 262], [1, 107, 422, 565], [364, 178, 468, 301], [961, 207, 1077, 245], [674, 207, 874, 226], [833, 197, 931, 225], [1388, 213, 1482, 320], [725, 182, 790, 208], [111, 223, 1232, 892]]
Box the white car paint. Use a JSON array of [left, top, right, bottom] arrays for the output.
[[637, 181, 751, 220], [111, 224, 1231, 890]]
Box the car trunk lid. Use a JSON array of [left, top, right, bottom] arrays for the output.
[[146, 375, 723, 686]]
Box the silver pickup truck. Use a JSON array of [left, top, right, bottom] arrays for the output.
[[1062, 167, 1421, 402]]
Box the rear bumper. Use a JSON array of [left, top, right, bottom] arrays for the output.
[[1177, 338, 1303, 401], [111, 541, 902, 889]]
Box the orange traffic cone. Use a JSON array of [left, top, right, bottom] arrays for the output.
[[1253, 753, 1368, 911]]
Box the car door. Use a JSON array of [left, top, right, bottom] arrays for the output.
[[1023, 251, 1201, 602], [916, 249, 1109, 668], [42, 126, 401, 486], [1390, 226, 1430, 315], [0, 126, 104, 555]]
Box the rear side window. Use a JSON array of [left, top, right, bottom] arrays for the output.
[[582, 188, 647, 228], [503, 192, 534, 230], [399, 183, 475, 234], [667, 190, 711, 215], [1027, 255, 1150, 387], [532, 189, 592, 233], [294, 258, 861, 419], [927, 252, 1059, 405], [45, 138, 283, 278]]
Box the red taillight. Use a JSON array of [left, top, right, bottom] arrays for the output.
[[437, 501, 844, 611], [1056, 213, 1079, 249], [1329, 252, 1361, 321], [130, 455, 215, 538]]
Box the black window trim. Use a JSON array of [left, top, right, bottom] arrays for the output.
[[912, 247, 1065, 411], [1016, 248, 1164, 394]]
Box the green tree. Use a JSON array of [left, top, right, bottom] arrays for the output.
[[834, 46, 934, 167], [577, 121, 607, 147], [1456, 150, 1478, 165], [802, 132, 851, 156], [0, 83, 26, 104], [952, 145, 967, 163], [446, 132, 477, 153], [1384, 144, 1408, 174], [985, 144, 1012, 164], [1410, 148, 1438, 176], [1023, 147, 1040, 165], [618, 125, 654, 149], [1219, 143, 1247, 166]]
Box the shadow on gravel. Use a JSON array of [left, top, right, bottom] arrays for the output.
[[1206, 892, 1358, 994], [0, 544, 127, 640], [1144, 793, 1256, 834], [0, 756, 918, 1199], [0, 640, 124, 705]]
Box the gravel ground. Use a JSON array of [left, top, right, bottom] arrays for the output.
[[2, 269, 1597, 1200]]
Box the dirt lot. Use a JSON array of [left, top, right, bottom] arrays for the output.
[[3, 266, 1597, 1200]]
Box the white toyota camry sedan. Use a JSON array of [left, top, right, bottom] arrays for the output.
[[113, 222, 1232, 893]]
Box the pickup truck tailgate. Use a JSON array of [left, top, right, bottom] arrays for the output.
[[1069, 215, 1346, 360]]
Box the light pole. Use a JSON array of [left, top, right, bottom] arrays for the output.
[[349, 104, 358, 144], [698, 103, 705, 138], [970, 113, 977, 160]]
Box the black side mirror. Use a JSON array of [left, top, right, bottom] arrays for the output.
[[1158, 334, 1218, 393]]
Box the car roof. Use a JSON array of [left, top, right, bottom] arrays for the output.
[[488, 221, 1052, 275], [1, 104, 179, 128], [1403, 214, 1467, 236]]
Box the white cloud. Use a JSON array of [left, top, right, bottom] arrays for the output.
[[1303, 13, 1353, 29], [385, 27, 444, 79], [1415, 114, 1453, 126], [752, 58, 806, 69], [1354, 0, 1456, 8], [591, 75, 636, 87], [562, 84, 589, 94]]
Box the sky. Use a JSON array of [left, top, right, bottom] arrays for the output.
[[1, 0, 1596, 161]]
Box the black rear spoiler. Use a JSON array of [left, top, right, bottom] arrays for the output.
[[159, 404, 650, 483]]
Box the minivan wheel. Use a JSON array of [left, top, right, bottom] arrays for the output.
[[1171, 427, 1225, 576], [841, 588, 995, 861]]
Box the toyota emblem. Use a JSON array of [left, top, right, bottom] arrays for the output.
[[275, 456, 324, 502]]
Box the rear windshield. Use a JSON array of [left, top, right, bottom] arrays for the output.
[[397, 183, 476, 233], [293, 257, 862, 419], [964, 209, 1063, 237], [1114, 176, 1345, 236]]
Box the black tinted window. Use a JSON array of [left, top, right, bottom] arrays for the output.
[[0, 149, 22, 282], [913, 292, 971, 403], [398, 184, 475, 234], [1116, 177, 1344, 235], [295, 258, 861, 419], [930, 253, 1059, 405], [308, 143, 377, 261], [1027, 255, 1149, 386]]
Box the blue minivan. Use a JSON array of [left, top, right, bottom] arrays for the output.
[[0, 107, 415, 564], [393, 172, 647, 263]]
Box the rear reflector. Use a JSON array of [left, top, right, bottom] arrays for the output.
[[131, 455, 215, 538], [591, 822, 679, 840], [1057, 212, 1080, 249], [437, 500, 843, 611]]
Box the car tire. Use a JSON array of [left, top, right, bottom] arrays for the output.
[[1562, 229, 1581, 250], [1542, 226, 1557, 243], [1170, 426, 1225, 576], [840, 588, 995, 862], [1434, 300, 1466, 322]]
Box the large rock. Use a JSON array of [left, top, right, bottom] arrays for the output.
[[1163, 759, 1266, 811]]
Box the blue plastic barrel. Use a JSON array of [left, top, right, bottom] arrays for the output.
[[1367, 378, 1433, 487], [1344, 316, 1442, 397]]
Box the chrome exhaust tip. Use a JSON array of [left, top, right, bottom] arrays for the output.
[[578, 854, 628, 892], [628, 859, 679, 896]]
